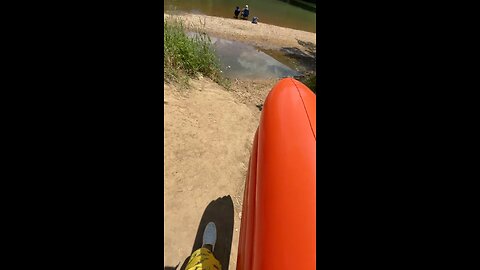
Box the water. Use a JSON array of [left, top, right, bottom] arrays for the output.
[[263, 48, 316, 74], [164, 0, 316, 33], [211, 36, 301, 79], [188, 33, 300, 79]]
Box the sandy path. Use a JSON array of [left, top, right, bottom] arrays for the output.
[[164, 13, 314, 269], [164, 13, 316, 54], [164, 78, 260, 269]]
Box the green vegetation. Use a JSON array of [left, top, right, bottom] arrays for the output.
[[301, 73, 316, 94], [164, 18, 229, 88]]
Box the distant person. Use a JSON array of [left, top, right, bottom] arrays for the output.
[[252, 16, 258, 24], [241, 4, 249, 20], [234, 6, 241, 18], [185, 222, 222, 270]]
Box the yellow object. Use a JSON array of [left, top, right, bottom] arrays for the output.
[[185, 248, 222, 270]]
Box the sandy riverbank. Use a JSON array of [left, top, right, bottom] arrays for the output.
[[163, 14, 316, 270], [164, 77, 261, 270], [164, 13, 316, 54]]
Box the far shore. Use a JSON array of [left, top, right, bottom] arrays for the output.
[[164, 13, 316, 55]]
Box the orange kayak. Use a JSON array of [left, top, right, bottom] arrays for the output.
[[237, 78, 316, 269]]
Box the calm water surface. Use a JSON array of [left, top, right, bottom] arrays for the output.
[[188, 32, 300, 79], [165, 0, 316, 33]]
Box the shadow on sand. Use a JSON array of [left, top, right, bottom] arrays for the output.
[[164, 196, 235, 270]]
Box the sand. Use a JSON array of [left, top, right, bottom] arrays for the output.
[[164, 13, 316, 54], [164, 13, 315, 270]]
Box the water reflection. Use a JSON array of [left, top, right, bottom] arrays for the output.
[[208, 36, 300, 79], [274, 0, 316, 12]]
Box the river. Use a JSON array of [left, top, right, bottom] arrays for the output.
[[164, 0, 316, 33]]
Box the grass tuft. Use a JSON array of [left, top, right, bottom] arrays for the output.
[[164, 18, 229, 89]]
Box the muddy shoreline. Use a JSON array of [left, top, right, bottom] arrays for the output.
[[164, 13, 316, 74]]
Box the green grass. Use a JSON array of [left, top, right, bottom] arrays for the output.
[[164, 18, 229, 88]]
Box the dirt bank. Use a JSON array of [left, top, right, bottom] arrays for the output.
[[164, 13, 316, 54], [164, 77, 271, 270], [163, 13, 314, 269]]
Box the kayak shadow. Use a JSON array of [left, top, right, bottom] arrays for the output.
[[178, 196, 235, 270]]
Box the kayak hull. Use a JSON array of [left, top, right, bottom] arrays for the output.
[[237, 78, 316, 269]]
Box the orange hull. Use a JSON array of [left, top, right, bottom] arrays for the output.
[[237, 78, 316, 269]]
